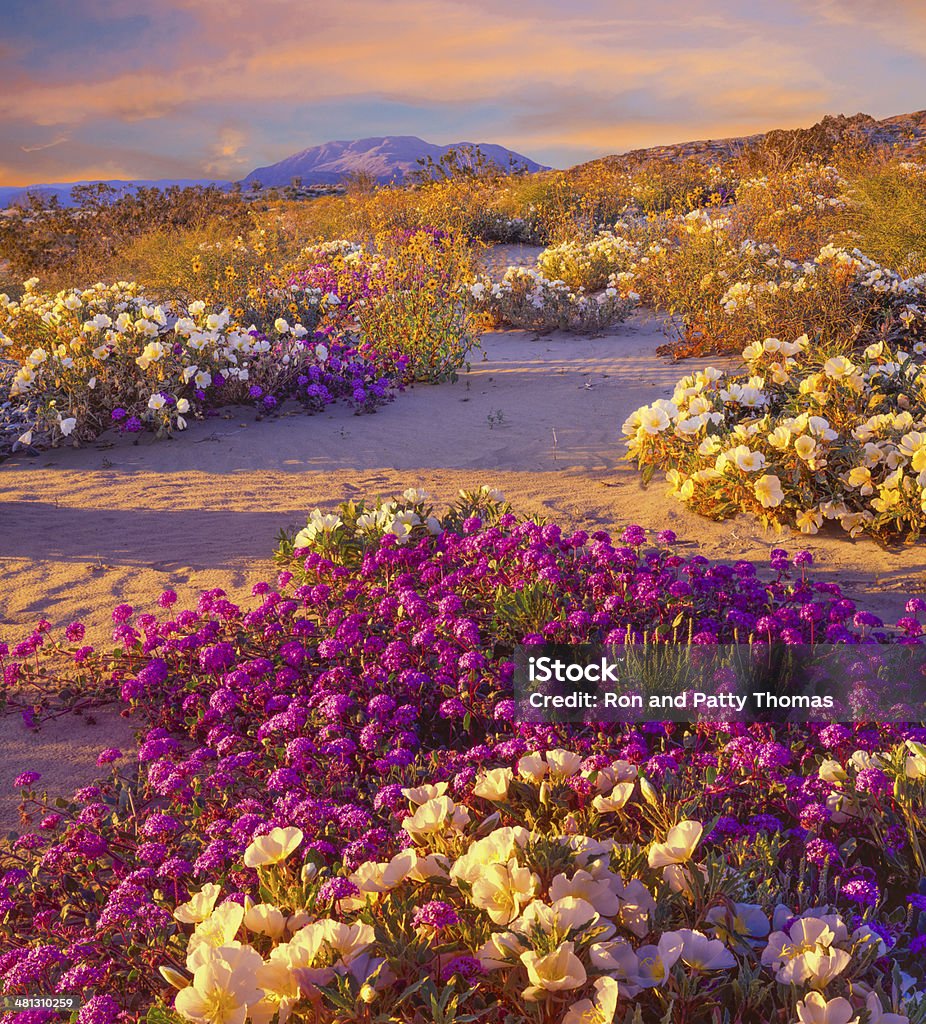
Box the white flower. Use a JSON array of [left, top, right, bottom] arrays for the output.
[[59, 417, 77, 436], [561, 976, 620, 1024], [754, 474, 784, 508], [795, 991, 859, 1024], [148, 394, 166, 411], [672, 929, 736, 970], [243, 826, 304, 868], [174, 945, 265, 1024], [648, 820, 702, 867], [733, 445, 765, 472]]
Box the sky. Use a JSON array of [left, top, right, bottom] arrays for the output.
[[1, 0, 924, 185]]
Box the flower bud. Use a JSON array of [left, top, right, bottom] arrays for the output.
[[158, 966, 189, 990], [640, 777, 659, 807]]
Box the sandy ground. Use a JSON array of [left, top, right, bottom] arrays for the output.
[[0, 707, 137, 838], [3, 267, 926, 830]]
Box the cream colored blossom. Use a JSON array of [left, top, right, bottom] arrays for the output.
[[520, 941, 586, 1000], [243, 827, 304, 869]]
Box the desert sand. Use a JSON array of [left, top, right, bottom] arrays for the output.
[[2, 260, 926, 830]]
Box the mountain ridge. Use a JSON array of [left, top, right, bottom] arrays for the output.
[[242, 135, 549, 186]]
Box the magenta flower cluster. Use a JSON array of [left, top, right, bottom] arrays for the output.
[[1, 515, 925, 1018]]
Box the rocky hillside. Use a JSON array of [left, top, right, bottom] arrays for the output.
[[574, 110, 926, 171]]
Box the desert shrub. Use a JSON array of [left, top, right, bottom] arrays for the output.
[[631, 211, 905, 356], [254, 196, 360, 253], [624, 158, 734, 215], [297, 229, 480, 383], [468, 265, 637, 333], [735, 114, 878, 174], [0, 280, 397, 445], [731, 163, 848, 258], [111, 222, 273, 305], [844, 162, 926, 277], [0, 184, 254, 287], [628, 210, 750, 351], [623, 323, 926, 541], [536, 231, 639, 291]]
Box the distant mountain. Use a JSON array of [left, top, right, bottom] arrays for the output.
[[571, 110, 926, 171], [242, 135, 549, 186], [0, 178, 230, 209]]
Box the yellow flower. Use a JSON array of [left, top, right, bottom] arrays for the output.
[[545, 749, 583, 779], [638, 404, 673, 434], [401, 781, 448, 805], [905, 740, 926, 780], [186, 903, 245, 970], [794, 992, 865, 1024], [561, 976, 620, 1024], [242, 826, 304, 869], [402, 795, 470, 840], [472, 767, 513, 802], [794, 435, 817, 461], [767, 424, 792, 450], [847, 466, 873, 494], [592, 781, 635, 814], [345, 849, 418, 907], [754, 474, 784, 509], [449, 827, 528, 886], [175, 883, 222, 924], [871, 488, 901, 513], [550, 870, 620, 917], [666, 469, 694, 500], [470, 857, 539, 925], [520, 941, 587, 1000], [796, 508, 824, 534], [761, 916, 850, 987], [243, 902, 286, 940], [174, 945, 265, 1024], [516, 752, 548, 782], [733, 445, 766, 472], [823, 356, 858, 380], [648, 820, 703, 867]]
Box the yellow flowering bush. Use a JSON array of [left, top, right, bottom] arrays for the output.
[[731, 163, 848, 258], [629, 209, 905, 356], [623, 330, 926, 540], [535, 231, 639, 292]]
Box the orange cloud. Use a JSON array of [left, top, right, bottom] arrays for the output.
[[0, 0, 921, 182], [0, 0, 828, 122]]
